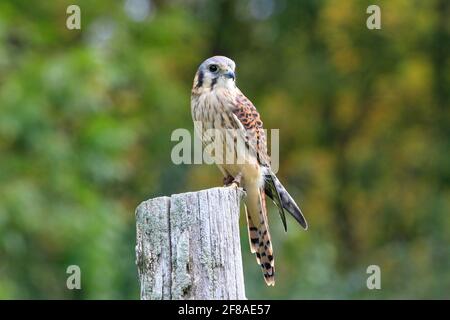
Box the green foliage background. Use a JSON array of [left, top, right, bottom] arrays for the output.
[[0, 0, 448, 299]]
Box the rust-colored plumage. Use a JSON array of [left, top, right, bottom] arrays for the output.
[[191, 56, 307, 286]]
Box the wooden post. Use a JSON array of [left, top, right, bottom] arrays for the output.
[[135, 186, 246, 300]]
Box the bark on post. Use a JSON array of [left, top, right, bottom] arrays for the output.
[[135, 186, 246, 300]]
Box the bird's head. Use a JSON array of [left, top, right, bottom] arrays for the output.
[[193, 56, 236, 92]]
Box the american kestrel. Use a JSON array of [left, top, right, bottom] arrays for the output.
[[191, 56, 307, 286]]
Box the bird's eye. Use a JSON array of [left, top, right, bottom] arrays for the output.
[[209, 65, 218, 72]]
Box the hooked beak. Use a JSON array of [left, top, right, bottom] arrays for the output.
[[223, 70, 235, 80]]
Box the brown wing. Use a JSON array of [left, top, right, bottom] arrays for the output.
[[230, 91, 270, 167]]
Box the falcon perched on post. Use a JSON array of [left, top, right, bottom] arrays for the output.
[[191, 56, 307, 286]]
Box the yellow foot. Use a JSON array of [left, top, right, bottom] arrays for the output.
[[230, 172, 242, 188]]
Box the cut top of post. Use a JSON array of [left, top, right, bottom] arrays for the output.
[[135, 186, 246, 300]]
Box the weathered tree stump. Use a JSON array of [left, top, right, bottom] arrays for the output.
[[135, 186, 246, 300]]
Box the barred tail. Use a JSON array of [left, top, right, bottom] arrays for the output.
[[245, 188, 275, 286]]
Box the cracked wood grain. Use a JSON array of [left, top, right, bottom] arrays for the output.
[[135, 186, 246, 300]]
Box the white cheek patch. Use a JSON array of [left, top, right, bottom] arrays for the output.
[[212, 77, 235, 90]]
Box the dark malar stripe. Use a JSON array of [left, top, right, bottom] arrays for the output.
[[211, 77, 217, 88]]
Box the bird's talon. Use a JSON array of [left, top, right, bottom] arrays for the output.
[[223, 175, 234, 187], [231, 172, 242, 188]]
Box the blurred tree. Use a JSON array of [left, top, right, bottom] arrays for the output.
[[0, 0, 448, 299]]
